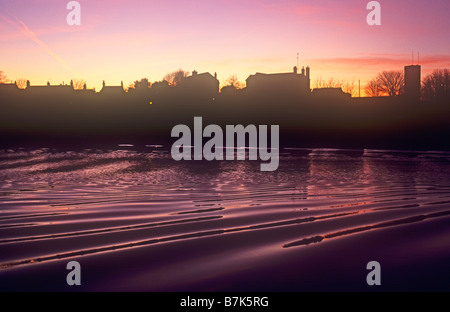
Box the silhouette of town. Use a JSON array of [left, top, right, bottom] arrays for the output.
[[1, 64, 449, 150]]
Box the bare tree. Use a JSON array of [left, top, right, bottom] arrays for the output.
[[163, 69, 189, 86], [127, 83, 135, 91], [324, 77, 343, 88], [375, 70, 404, 96], [72, 79, 86, 90], [314, 77, 356, 96], [342, 80, 357, 97], [16, 79, 27, 89], [313, 77, 322, 89], [315, 77, 343, 89], [422, 68, 450, 101], [364, 79, 382, 97], [0, 71, 7, 83], [224, 74, 245, 89]]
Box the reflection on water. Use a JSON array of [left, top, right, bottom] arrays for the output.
[[0, 147, 450, 291]]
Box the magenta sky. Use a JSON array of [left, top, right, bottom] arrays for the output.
[[1, 0, 449, 91]]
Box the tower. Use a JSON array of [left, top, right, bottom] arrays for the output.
[[404, 65, 421, 100]]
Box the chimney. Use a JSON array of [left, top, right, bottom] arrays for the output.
[[305, 66, 311, 91]]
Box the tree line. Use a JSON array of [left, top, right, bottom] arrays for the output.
[[1, 68, 449, 101], [363, 69, 449, 100]]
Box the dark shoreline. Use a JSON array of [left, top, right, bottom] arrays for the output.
[[1, 128, 449, 152], [1, 86, 450, 151]]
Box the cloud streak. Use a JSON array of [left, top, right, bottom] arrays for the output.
[[1, 13, 76, 74]]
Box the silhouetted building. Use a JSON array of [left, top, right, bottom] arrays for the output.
[[99, 80, 125, 96], [177, 71, 219, 99], [220, 85, 241, 95], [151, 80, 170, 93], [404, 65, 421, 100], [0, 81, 21, 94], [312, 87, 351, 99], [25, 80, 74, 96], [245, 66, 311, 96], [75, 83, 95, 95]]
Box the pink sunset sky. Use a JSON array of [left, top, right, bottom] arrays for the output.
[[1, 0, 449, 91]]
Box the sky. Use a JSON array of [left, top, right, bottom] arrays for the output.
[[1, 0, 449, 91]]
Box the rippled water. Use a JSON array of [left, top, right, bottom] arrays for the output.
[[1, 147, 450, 291]]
